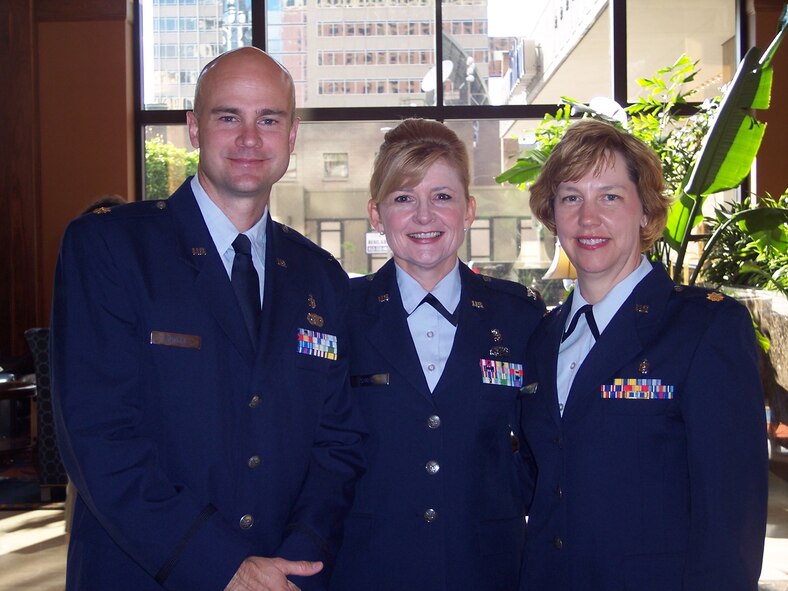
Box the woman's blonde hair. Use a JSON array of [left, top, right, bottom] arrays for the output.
[[370, 118, 471, 205]]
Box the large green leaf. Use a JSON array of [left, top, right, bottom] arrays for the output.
[[665, 4, 786, 279], [683, 6, 786, 197]]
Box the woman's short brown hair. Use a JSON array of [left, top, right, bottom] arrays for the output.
[[529, 119, 671, 250], [370, 118, 471, 205]]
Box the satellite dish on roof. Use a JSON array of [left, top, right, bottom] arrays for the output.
[[421, 60, 454, 92]]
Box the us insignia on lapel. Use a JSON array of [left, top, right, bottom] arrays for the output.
[[296, 328, 337, 360], [191, 247, 207, 256], [480, 359, 524, 388], [601, 378, 674, 399]]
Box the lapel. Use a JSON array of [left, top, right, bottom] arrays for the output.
[[256, 217, 300, 365], [561, 264, 674, 426], [431, 264, 497, 398], [539, 297, 572, 427], [364, 260, 432, 399], [167, 181, 256, 361]]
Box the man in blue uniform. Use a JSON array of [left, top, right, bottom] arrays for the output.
[[51, 47, 365, 591]]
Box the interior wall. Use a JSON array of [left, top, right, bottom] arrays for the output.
[[0, 0, 134, 359], [37, 17, 135, 324], [749, 0, 788, 200]]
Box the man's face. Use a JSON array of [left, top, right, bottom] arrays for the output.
[[186, 50, 299, 209]]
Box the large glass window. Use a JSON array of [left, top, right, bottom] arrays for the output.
[[136, 0, 741, 305]]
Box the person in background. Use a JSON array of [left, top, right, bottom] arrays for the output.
[[51, 47, 365, 591], [81, 193, 127, 214], [330, 118, 545, 590], [518, 119, 768, 590]]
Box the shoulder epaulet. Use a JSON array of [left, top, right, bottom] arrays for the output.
[[274, 220, 340, 265], [672, 283, 731, 304], [477, 274, 544, 307], [81, 199, 164, 222]]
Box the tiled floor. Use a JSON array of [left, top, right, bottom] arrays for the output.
[[0, 469, 786, 590]]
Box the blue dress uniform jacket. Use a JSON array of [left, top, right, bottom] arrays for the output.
[[518, 264, 768, 591], [50, 180, 365, 591], [330, 259, 545, 591]]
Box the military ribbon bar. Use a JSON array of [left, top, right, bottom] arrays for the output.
[[601, 378, 674, 399], [480, 359, 524, 388], [296, 328, 338, 361]]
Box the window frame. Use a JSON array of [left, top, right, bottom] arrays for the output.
[[133, 0, 747, 197]]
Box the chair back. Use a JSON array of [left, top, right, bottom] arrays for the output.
[[24, 328, 68, 487]]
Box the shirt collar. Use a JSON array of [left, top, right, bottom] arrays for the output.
[[191, 175, 268, 258], [570, 255, 652, 333], [396, 259, 462, 316]]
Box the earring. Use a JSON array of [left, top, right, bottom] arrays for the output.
[[379, 230, 385, 236]]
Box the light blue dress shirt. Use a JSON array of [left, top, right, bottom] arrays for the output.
[[191, 176, 267, 308], [396, 259, 461, 393], [556, 255, 652, 414]]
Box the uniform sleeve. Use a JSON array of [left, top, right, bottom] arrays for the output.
[[51, 220, 250, 590], [681, 300, 768, 590], [274, 267, 366, 590]]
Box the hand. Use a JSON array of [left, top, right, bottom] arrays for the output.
[[224, 556, 323, 591]]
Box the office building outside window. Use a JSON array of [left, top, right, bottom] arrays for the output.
[[138, 0, 738, 304]]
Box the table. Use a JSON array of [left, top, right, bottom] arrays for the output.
[[0, 381, 37, 458]]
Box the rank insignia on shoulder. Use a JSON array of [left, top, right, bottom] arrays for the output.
[[526, 286, 538, 300], [707, 291, 724, 302], [307, 312, 324, 328], [296, 328, 337, 360], [480, 359, 523, 388], [93, 207, 112, 215], [191, 247, 207, 256]]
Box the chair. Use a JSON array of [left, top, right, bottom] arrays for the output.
[[24, 328, 68, 500]]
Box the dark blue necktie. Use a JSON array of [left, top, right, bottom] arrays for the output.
[[562, 304, 600, 342], [231, 234, 260, 340], [418, 293, 458, 327]]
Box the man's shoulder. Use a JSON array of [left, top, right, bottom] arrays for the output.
[[272, 220, 344, 272]]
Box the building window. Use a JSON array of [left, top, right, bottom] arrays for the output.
[[323, 153, 349, 179]]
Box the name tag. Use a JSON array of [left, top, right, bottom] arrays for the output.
[[480, 359, 524, 388], [350, 373, 390, 387], [601, 378, 674, 399], [150, 331, 202, 349], [296, 328, 338, 360]]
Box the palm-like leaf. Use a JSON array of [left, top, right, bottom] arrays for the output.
[[665, 4, 787, 279]]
